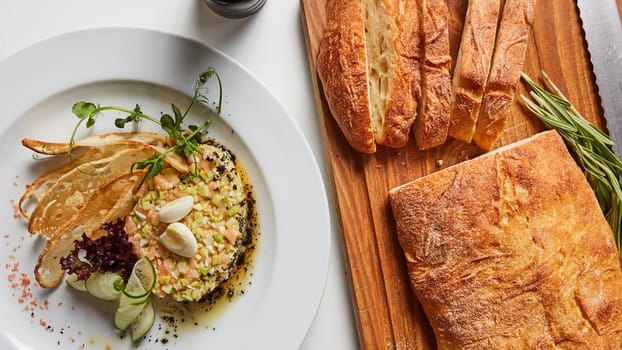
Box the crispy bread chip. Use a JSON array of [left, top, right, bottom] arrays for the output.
[[19, 146, 125, 220], [28, 147, 155, 237], [22, 132, 169, 154], [22, 132, 189, 173], [35, 171, 145, 288]]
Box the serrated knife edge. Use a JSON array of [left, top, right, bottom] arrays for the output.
[[577, 0, 622, 154]]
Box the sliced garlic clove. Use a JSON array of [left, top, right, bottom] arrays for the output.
[[159, 195, 194, 223], [159, 222, 198, 257]]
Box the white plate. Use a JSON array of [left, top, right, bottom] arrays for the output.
[[0, 28, 330, 349]]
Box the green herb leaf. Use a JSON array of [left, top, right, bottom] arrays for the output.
[[133, 154, 164, 179], [114, 117, 128, 128], [86, 117, 95, 128], [72, 102, 98, 120], [172, 103, 183, 126], [160, 114, 176, 138], [67, 68, 223, 180]]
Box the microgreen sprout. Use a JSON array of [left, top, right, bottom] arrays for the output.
[[68, 67, 222, 182]]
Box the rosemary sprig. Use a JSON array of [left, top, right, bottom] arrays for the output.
[[521, 71, 622, 252], [68, 68, 222, 180]]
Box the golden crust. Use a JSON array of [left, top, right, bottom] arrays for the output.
[[22, 132, 189, 173], [21, 131, 169, 154], [448, 0, 501, 143], [317, 0, 375, 153], [35, 172, 143, 288], [317, 0, 420, 153], [376, 0, 420, 149], [413, 0, 452, 150], [473, 0, 537, 151], [19, 148, 119, 220], [389, 130, 622, 348], [27, 146, 156, 237]]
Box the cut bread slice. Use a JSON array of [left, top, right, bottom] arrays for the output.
[[27, 146, 155, 237], [365, 0, 421, 148], [473, 0, 537, 150], [447, 0, 502, 143], [413, 0, 452, 150], [35, 171, 145, 288], [317, 0, 375, 153], [317, 0, 420, 153]]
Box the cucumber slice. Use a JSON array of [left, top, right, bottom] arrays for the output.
[[114, 257, 157, 331], [123, 257, 156, 301], [85, 271, 124, 301], [114, 297, 148, 331], [65, 274, 87, 292], [130, 299, 155, 342]]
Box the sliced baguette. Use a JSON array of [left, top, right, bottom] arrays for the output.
[[447, 0, 501, 143], [317, 0, 375, 153], [317, 0, 420, 153], [413, 0, 452, 150], [366, 0, 421, 148], [473, 0, 537, 150]]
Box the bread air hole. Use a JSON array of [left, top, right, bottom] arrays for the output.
[[363, 0, 394, 141]]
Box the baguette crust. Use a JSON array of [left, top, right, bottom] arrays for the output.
[[317, 0, 375, 153], [389, 130, 622, 349], [375, 0, 421, 148], [448, 0, 501, 143], [473, 0, 537, 150], [413, 0, 452, 150], [317, 0, 420, 153]]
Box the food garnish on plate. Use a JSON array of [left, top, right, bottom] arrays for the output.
[[18, 68, 257, 342]]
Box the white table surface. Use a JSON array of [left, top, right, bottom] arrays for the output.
[[0, 1, 359, 349]]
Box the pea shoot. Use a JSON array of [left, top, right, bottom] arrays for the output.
[[68, 68, 223, 180]]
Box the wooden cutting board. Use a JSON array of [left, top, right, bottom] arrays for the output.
[[301, 0, 612, 348]]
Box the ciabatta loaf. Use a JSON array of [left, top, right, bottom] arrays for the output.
[[413, 0, 452, 150], [447, 0, 501, 143], [317, 0, 420, 153], [473, 0, 537, 150], [389, 130, 622, 349]]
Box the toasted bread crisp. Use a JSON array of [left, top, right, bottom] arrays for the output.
[[19, 147, 122, 220], [27, 146, 155, 238], [23, 132, 189, 173], [35, 172, 144, 288], [22, 131, 168, 155]]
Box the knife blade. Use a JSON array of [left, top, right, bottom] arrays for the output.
[[576, 0, 622, 154]]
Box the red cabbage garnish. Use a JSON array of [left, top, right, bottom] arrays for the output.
[[60, 219, 138, 281]]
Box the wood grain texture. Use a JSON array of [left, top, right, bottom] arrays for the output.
[[301, 0, 608, 348]]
